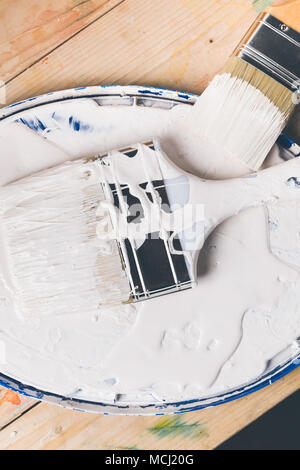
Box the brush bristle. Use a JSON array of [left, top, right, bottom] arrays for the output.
[[195, 56, 295, 170], [0, 160, 131, 320], [223, 57, 295, 117]]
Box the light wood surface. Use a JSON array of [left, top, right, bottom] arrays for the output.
[[0, 387, 36, 430], [0, 0, 299, 450], [267, 0, 300, 31], [2, 0, 258, 104], [0, 0, 123, 83]]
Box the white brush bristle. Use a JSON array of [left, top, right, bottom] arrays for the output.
[[0, 160, 131, 320], [195, 64, 294, 170]]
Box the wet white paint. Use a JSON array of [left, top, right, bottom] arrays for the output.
[[0, 97, 299, 405]]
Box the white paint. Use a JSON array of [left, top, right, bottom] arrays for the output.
[[194, 73, 288, 171], [0, 160, 131, 320], [0, 97, 299, 405], [97, 141, 300, 297]]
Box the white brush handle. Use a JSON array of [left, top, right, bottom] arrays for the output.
[[189, 157, 300, 234], [184, 157, 300, 281]]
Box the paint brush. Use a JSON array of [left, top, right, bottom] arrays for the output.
[[2, 140, 300, 318], [195, 0, 300, 171]]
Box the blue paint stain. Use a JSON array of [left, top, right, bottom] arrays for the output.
[[17, 117, 47, 132], [287, 177, 300, 187], [138, 89, 162, 96], [69, 116, 80, 131], [16, 113, 92, 134], [8, 97, 38, 108], [68, 115, 90, 132], [177, 93, 190, 100], [8, 99, 27, 108]]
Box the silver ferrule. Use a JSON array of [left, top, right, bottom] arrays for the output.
[[234, 13, 300, 92]]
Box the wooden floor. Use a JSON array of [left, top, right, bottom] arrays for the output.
[[0, 0, 299, 450]]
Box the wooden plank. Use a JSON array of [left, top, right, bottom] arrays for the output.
[[2, 0, 257, 105], [0, 0, 125, 83], [0, 368, 298, 450], [0, 386, 36, 430]]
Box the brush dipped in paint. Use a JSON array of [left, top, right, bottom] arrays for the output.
[[195, 0, 300, 171], [2, 141, 300, 319]]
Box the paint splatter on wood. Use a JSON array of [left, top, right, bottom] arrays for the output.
[[252, 0, 273, 13], [0, 386, 36, 430], [146, 415, 206, 440], [0, 390, 21, 407]]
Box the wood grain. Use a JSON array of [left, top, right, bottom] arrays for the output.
[[0, 386, 36, 430], [2, 0, 257, 105], [0, 368, 299, 450], [0, 0, 125, 83]]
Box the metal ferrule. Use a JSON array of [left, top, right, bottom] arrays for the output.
[[234, 13, 300, 92]]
